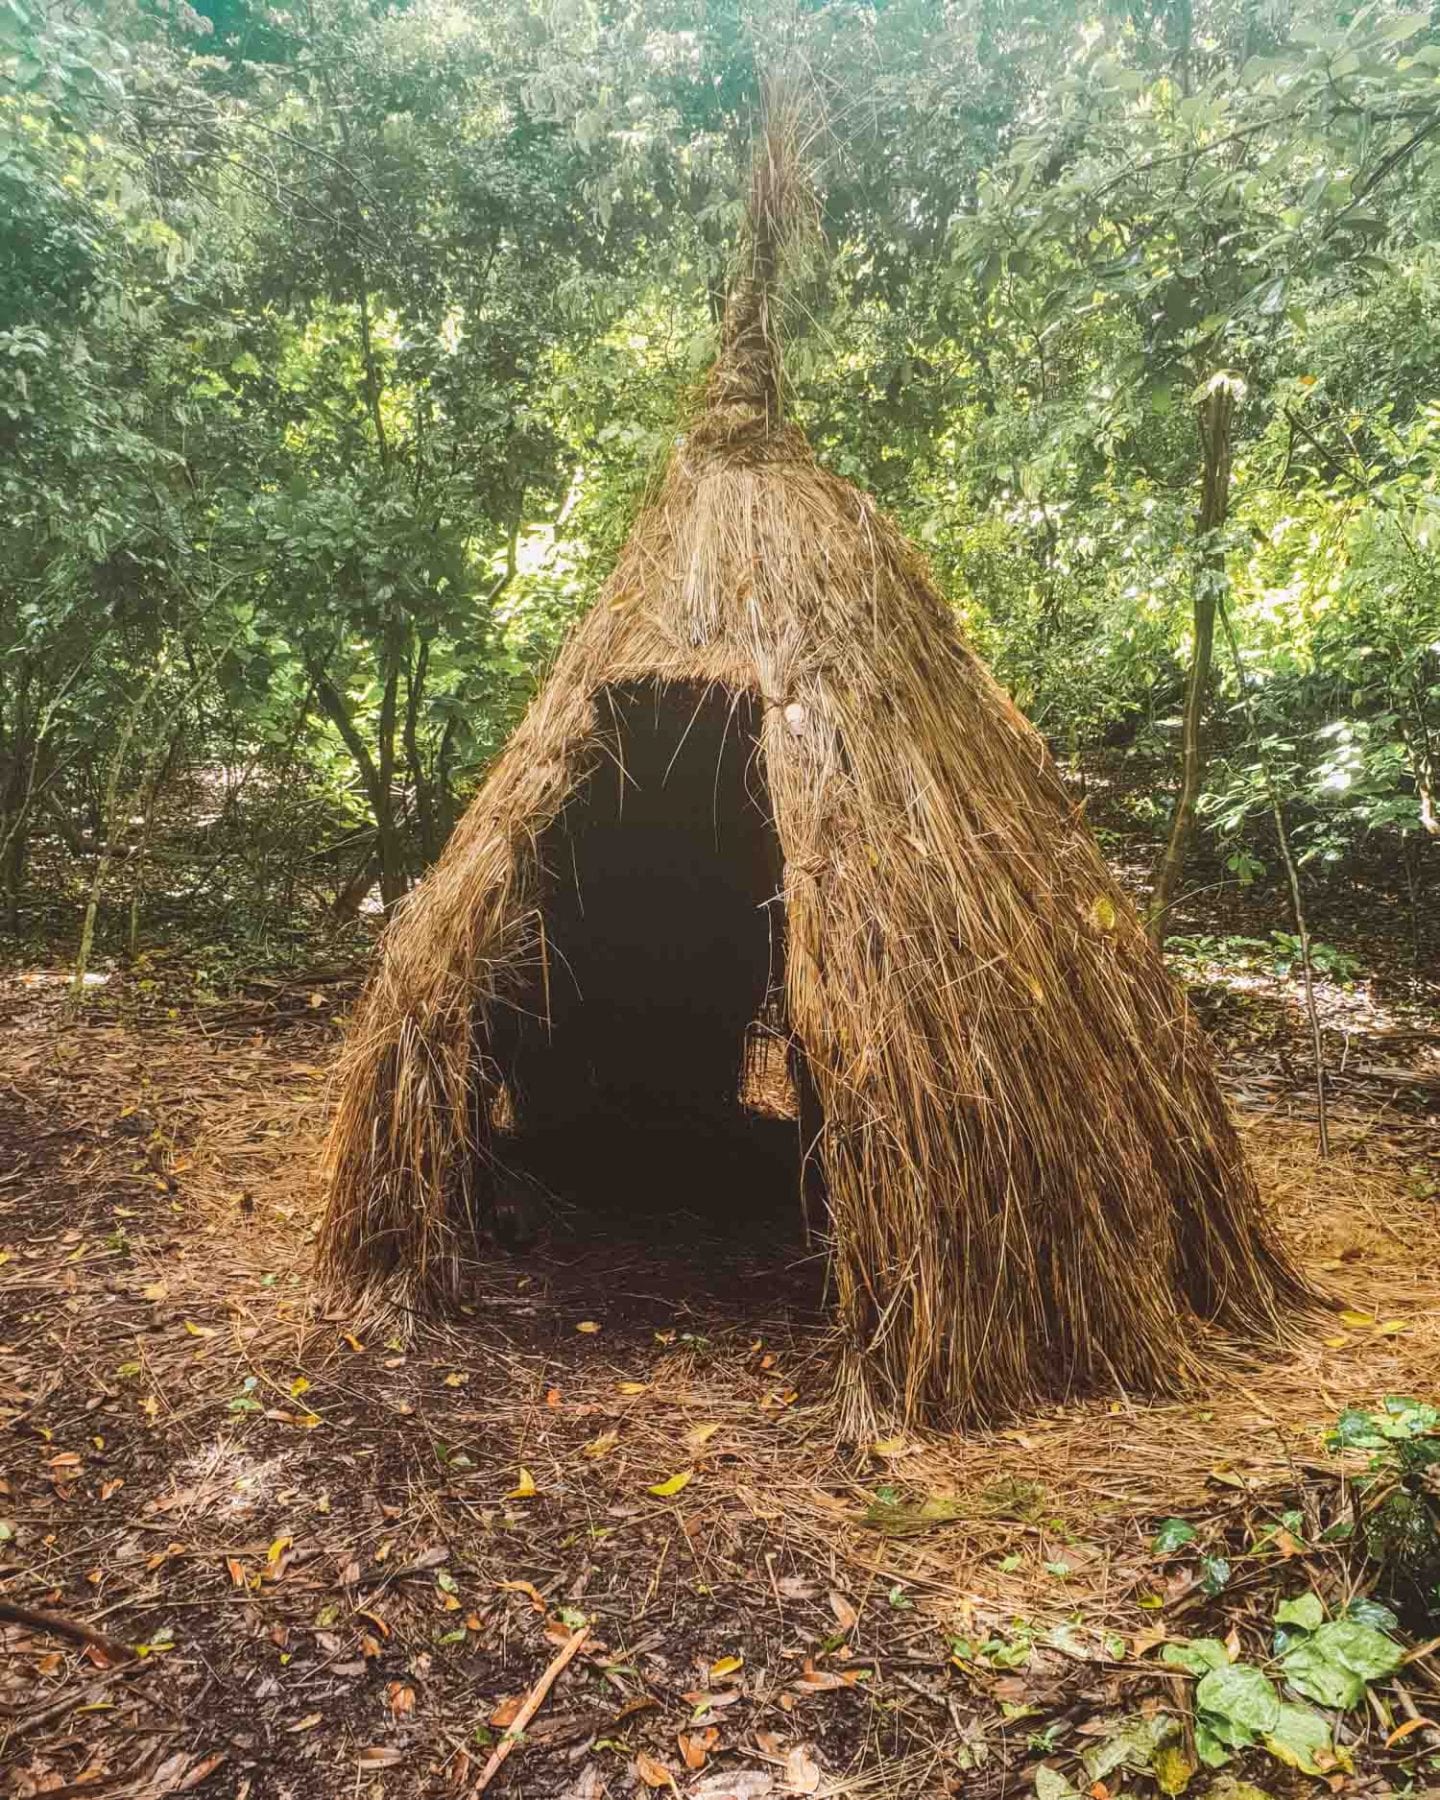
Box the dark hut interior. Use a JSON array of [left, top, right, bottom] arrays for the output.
[[484, 681, 817, 1236]]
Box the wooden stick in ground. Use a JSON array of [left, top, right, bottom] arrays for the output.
[[0, 1597, 136, 1664], [473, 1625, 590, 1794]]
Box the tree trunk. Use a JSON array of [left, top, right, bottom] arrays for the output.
[[310, 656, 408, 914], [403, 639, 437, 866], [1148, 377, 1236, 942]]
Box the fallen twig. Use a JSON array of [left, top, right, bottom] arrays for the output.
[[0, 1597, 136, 1664], [472, 1625, 590, 1795]]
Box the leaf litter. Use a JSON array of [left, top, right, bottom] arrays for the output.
[[0, 973, 1439, 1796]]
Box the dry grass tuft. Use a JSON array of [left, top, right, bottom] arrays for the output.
[[317, 98, 1307, 1430]]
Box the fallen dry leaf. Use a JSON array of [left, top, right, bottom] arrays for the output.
[[690, 1773, 774, 1799], [635, 1748, 675, 1789], [498, 1578, 547, 1611], [784, 1744, 822, 1795], [507, 1467, 538, 1500], [490, 1694, 523, 1728], [678, 1727, 718, 1770], [828, 1592, 859, 1635]]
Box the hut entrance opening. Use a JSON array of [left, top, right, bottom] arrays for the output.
[[488, 682, 817, 1246]]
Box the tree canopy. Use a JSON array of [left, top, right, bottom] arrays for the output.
[[3, 0, 1438, 964]]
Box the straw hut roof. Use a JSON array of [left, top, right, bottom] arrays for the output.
[[318, 109, 1304, 1431]]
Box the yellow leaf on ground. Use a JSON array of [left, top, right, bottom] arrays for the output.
[[1377, 1319, 1409, 1335], [1338, 1310, 1375, 1328], [684, 1422, 722, 1452], [182, 1320, 215, 1338], [617, 1381, 648, 1395], [443, 1371, 468, 1386], [709, 1654, 743, 1679], [576, 1320, 602, 1334], [649, 1470, 692, 1498], [870, 1437, 907, 1457], [266, 1534, 292, 1567], [582, 1430, 619, 1459], [507, 1467, 537, 1499], [1153, 1742, 1195, 1795]]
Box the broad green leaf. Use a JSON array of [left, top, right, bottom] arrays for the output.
[[1342, 1597, 1398, 1631], [1280, 1641, 1365, 1709], [1195, 1663, 1281, 1740], [1264, 1702, 1335, 1775], [1162, 1639, 1228, 1676], [1274, 1593, 1324, 1631], [1081, 1712, 1176, 1781], [1151, 1517, 1197, 1554], [1034, 1764, 1081, 1800], [1311, 1619, 1403, 1681]]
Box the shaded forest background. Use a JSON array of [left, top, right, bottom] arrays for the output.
[[4, 0, 1439, 990]]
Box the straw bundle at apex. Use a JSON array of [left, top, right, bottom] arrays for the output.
[[320, 121, 1305, 1430]]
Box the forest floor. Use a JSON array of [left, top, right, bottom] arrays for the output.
[[1, 837, 1439, 1800]]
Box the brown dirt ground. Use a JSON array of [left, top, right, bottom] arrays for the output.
[[0, 967, 1438, 1800]]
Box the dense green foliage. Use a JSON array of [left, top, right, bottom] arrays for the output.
[[2, 0, 1437, 964]]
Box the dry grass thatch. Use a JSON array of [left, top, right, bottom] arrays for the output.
[[318, 102, 1307, 1430]]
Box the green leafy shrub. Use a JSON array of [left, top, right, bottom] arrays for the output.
[[1326, 1398, 1440, 1629]]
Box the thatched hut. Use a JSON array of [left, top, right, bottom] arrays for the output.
[[319, 120, 1303, 1430]]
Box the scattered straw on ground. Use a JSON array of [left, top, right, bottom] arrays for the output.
[[2, 998, 1437, 1797]]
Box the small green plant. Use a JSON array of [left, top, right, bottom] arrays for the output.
[[1326, 1397, 1440, 1628], [1162, 1590, 1403, 1775], [950, 1619, 1036, 1672]]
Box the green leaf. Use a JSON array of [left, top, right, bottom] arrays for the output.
[[1264, 1702, 1335, 1775], [1274, 1593, 1324, 1631], [1151, 1517, 1197, 1554], [1280, 1640, 1365, 1709], [1377, 11, 1429, 42], [1201, 1556, 1231, 1595], [1035, 1764, 1082, 1800], [1342, 1597, 1398, 1631], [1163, 1639, 1228, 1676], [1081, 1712, 1177, 1781], [1195, 1663, 1281, 1741], [1311, 1618, 1403, 1681], [1193, 1722, 1232, 1769]]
